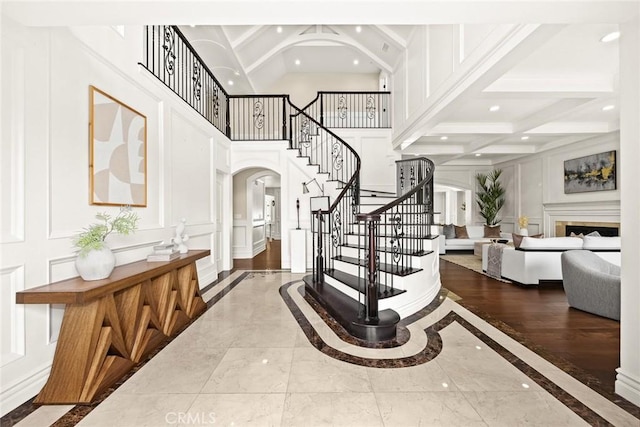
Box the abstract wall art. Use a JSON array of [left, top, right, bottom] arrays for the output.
[[564, 150, 616, 194], [90, 86, 147, 206]]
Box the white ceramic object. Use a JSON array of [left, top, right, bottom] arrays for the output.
[[519, 228, 529, 236], [75, 246, 116, 281]]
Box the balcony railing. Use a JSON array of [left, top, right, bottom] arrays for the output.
[[301, 91, 391, 129], [141, 25, 230, 136]]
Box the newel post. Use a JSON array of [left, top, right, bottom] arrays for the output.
[[358, 213, 380, 322], [315, 209, 324, 284]]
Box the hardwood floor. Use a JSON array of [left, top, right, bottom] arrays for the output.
[[440, 258, 621, 395], [233, 239, 282, 270]]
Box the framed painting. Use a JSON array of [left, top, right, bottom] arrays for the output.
[[564, 150, 616, 194], [89, 86, 147, 206]]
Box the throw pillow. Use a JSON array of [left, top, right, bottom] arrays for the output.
[[570, 232, 584, 238], [443, 224, 456, 239], [484, 225, 501, 238], [586, 230, 601, 237], [512, 233, 544, 248], [454, 225, 469, 239]]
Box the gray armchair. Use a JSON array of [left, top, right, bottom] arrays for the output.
[[561, 250, 621, 321]]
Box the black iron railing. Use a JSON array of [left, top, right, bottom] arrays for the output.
[[141, 25, 230, 136], [288, 104, 361, 283], [301, 91, 391, 129], [356, 157, 435, 320], [228, 95, 290, 141]]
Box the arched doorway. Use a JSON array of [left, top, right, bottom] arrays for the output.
[[232, 168, 282, 269]]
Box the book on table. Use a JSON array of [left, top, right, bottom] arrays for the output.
[[147, 252, 181, 262]]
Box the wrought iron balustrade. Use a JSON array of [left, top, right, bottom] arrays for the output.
[[288, 104, 361, 282], [228, 95, 290, 141], [357, 157, 435, 317], [301, 91, 391, 129], [141, 25, 230, 136]]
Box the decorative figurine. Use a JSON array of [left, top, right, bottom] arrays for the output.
[[296, 198, 300, 230], [173, 218, 189, 254]]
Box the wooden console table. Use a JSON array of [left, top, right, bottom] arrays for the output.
[[16, 250, 209, 404]]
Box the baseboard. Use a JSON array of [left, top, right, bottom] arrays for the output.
[[0, 364, 51, 417], [615, 368, 640, 406]]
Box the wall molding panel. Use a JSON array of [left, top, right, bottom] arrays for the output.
[[0, 265, 25, 367]]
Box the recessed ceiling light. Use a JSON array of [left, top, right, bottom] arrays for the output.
[[489, 105, 500, 112], [189, 24, 196, 28], [355, 26, 362, 33], [440, 136, 448, 140], [600, 31, 620, 43], [353, 59, 359, 65], [602, 104, 615, 111], [475, 153, 482, 157], [276, 26, 283, 33], [227, 80, 234, 86], [294, 59, 301, 66], [521, 136, 529, 140]]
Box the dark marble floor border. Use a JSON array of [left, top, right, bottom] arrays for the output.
[[281, 280, 639, 426]]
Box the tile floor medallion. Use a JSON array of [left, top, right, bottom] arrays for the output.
[[3, 271, 639, 426]]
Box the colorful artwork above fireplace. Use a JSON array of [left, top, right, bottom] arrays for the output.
[[563, 150, 616, 194]]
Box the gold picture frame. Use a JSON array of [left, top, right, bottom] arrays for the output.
[[89, 85, 147, 206]]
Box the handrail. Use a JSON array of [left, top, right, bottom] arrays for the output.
[[300, 91, 391, 129], [361, 157, 434, 218], [288, 103, 361, 213], [355, 157, 435, 322]]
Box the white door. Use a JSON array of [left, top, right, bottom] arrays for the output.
[[216, 172, 224, 273]]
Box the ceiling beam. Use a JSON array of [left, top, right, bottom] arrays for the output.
[[371, 25, 408, 50], [393, 23, 566, 149]]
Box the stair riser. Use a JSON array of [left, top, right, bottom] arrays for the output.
[[344, 233, 438, 250], [331, 260, 417, 287], [339, 245, 429, 265]]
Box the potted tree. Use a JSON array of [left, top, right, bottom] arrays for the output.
[[475, 169, 506, 229], [73, 206, 139, 281]]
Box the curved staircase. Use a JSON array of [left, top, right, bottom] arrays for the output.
[[140, 26, 442, 343]]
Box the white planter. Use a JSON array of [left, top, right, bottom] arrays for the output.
[[75, 247, 116, 281], [519, 228, 529, 236]]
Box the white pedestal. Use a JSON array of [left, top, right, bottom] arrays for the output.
[[290, 229, 306, 273]]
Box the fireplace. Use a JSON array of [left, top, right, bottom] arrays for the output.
[[555, 221, 620, 237]]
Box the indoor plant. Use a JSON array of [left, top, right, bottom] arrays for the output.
[[475, 169, 506, 226], [73, 206, 139, 280]]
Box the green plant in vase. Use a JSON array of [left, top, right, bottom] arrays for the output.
[[475, 169, 506, 226], [73, 206, 139, 280]]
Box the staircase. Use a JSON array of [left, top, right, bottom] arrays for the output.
[[140, 25, 441, 343]]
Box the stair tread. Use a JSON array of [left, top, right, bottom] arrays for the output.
[[324, 269, 406, 299], [303, 275, 400, 342], [341, 243, 433, 257], [332, 255, 422, 276]]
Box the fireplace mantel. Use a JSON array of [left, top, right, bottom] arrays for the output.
[[542, 200, 620, 237]]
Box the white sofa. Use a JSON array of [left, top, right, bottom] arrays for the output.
[[481, 235, 621, 286], [439, 225, 511, 254]]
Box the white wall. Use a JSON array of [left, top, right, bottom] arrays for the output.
[[0, 19, 232, 416], [267, 72, 379, 107], [617, 15, 640, 406], [495, 133, 620, 236], [332, 129, 399, 194]]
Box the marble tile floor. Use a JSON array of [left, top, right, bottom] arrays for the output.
[[12, 271, 640, 427]]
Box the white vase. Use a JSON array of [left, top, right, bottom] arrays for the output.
[[75, 247, 116, 281], [519, 228, 529, 236]]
